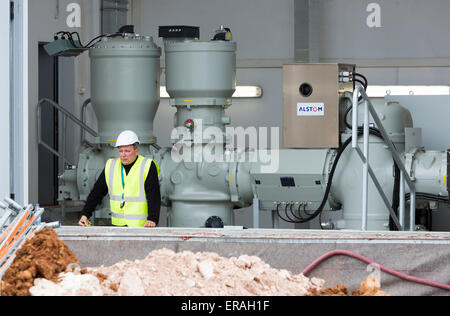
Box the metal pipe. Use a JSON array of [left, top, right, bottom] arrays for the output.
[[410, 189, 416, 231], [80, 98, 92, 144], [399, 173, 405, 228], [352, 85, 361, 149], [0, 210, 13, 230], [61, 114, 67, 225], [272, 209, 279, 229], [355, 147, 403, 230], [361, 100, 370, 230], [253, 196, 259, 228], [4, 197, 23, 212], [62, 115, 67, 167], [352, 86, 406, 231]]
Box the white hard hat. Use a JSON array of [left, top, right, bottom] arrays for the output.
[[115, 130, 141, 148]]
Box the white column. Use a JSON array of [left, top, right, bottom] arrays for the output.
[[10, 0, 29, 205], [0, 0, 11, 201]]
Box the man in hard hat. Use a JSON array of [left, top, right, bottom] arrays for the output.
[[78, 130, 161, 228]]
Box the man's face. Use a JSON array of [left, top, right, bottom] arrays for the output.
[[118, 145, 139, 166]]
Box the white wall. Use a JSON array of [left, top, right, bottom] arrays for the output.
[[137, 0, 294, 60], [0, 1, 11, 201], [319, 0, 450, 60], [317, 0, 450, 85], [10, 0, 29, 206]]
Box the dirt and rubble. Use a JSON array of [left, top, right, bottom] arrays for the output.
[[1, 228, 388, 296], [1, 228, 79, 296], [307, 275, 389, 296]]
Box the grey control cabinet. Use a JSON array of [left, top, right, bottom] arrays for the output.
[[283, 63, 355, 149]]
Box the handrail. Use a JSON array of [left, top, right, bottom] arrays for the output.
[[37, 98, 98, 166], [352, 85, 416, 231], [80, 98, 99, 148]]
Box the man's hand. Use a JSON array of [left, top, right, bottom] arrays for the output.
[[78, 216, 89, 227], [144, 220, 156, 228]]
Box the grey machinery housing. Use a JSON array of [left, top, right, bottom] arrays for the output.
[[52, 26, 449, 231]]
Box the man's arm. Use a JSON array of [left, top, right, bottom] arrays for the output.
[[79, 169, 109, 223], [145, 161, 161, 226]]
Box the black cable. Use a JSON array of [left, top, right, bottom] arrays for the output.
[[390, 163, 401, 231], [354, 78, 367, 89], [354, 73, 368, 88], [55, 31, 123, 49], [405, 192, 450, 204], [288, 203, 306, 221], [344, 105, 354, 130], [55, 31, 83, 48], [85, 32, 122, 48], [302, 203, 315, 216], [284, 203, 298, 223], [70, 32, 84, 47], [84, 35, 107, 48], [276, 204, 296, 223], [353, 73, 368, 102]]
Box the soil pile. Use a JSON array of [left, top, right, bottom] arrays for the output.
[[308, 275, 389, 296], [1, 228, 78, 296], [29, 249, 325, 296], [2, 229, 388, 296]]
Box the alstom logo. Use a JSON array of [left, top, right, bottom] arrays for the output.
[[297, 103, 325, 117]]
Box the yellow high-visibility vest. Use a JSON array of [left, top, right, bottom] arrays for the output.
[[105, 155, 159, 227]]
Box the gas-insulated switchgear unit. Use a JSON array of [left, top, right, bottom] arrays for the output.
[[51, 26, 448, 231]]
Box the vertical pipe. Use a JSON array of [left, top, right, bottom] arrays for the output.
[[352, 86, 360, 149], [61, 115, 67, 225], [410, 189, 416, 231], [272, 209, 279, 229], [399, 172, 405, 230], [361, 100, 370, 231], [253, 196, 259, 228], [62, 115, 67, 167]]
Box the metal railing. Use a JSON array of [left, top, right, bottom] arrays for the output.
[[352, 85, 416, 231], [37, 98, 98, 166], [37, 98, 98, 225]]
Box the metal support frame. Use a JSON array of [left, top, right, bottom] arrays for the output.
[[352, 85, 416, 231], [37, 98, 98, 224]]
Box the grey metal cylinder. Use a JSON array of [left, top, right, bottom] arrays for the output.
[[90, 34, 161, 144], [164, 39, 236, 106], [331, 99, 412, 230], [164, 37, 236, 147], [158, 148, 253, 228], [408, 150, 447, 197]]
